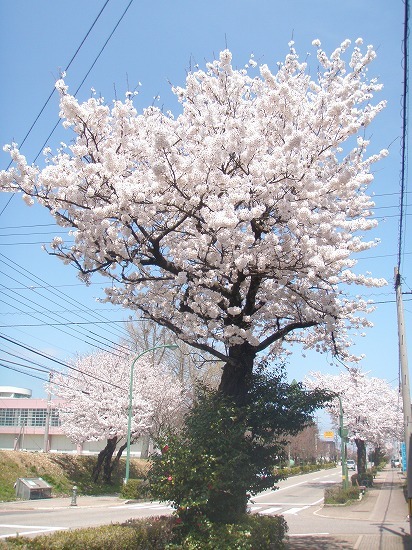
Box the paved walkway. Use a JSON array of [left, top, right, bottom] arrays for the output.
[[0, 494, 125, 511], [287, 466, 412, 549]]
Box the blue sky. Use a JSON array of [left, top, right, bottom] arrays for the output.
[[0, 0, 410, 416]]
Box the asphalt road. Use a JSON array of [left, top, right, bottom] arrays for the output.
[[0, 466, 410, 548], [0, 499, 173, 539], [0, 467, 341, 539]]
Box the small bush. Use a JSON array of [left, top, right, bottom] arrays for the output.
[[275, 462, 336, 478], [361, 471, 374, 487], [0, 517, 175, 550], [0, 515, 287, 550], [324, 484, 360, 504], [120, 478, 151, 500], [168, 514, 288, 549]]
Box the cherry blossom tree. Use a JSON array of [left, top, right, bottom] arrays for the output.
[[1, 40, 387, 405], [304, 369, 403, 475], [50, 348, 185, 483], [1, 39, 389, 513]]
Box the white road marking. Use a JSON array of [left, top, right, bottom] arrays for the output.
[[252, 480, 307, 499], [354, 534, 364, 549], [113, 502, 173, 510], [258, 507, 282, 515], [0, 525, 66, 539], [282, 506, 310, 515], [288, 532, 330, 537], [251, 497, 324, 507]]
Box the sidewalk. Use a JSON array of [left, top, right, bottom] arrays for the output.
[[0, 494, 126, 511], [287, 466, 412, 549]]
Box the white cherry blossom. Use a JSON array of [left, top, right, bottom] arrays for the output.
[[1, 41, 388, 399]]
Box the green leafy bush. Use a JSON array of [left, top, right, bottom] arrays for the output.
[[274, 461, 336, 478], [168, 514, 288, 549], [0, 516, 287, 549], [324, 484, 360, 504], [0, 517, 175, 549], [149, 372, 330, 525], [360, 471, 374, 487], [120, 478, 151, 500]]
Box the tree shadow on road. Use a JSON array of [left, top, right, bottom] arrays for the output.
[[286, 535, 353, 549]]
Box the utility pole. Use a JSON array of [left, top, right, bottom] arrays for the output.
[[338, 395, 349, 489], [395, 267, 412, 516], [43, 372, 52, 453]]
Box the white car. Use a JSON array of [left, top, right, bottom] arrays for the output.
[[346, 459, 356, 470]]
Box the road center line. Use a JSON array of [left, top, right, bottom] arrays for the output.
[[252, 480, 307, 499], [288, 532, 330, 537]]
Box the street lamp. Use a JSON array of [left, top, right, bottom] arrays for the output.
[[337, 394, 349, 490], [124, 343, 178, 484]]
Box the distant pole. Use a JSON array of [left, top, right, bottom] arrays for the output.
[[124, 344, 178, 484], [338, 395, 349, 489], [43, 372, 52, 453], [394, 268, 412, 514]]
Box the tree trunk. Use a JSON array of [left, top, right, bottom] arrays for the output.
[[102, 437, 119, 483], [139, 435, 150, 459], [218, 343, 256, 404], [92, 436, 118, 483], [355, 438, 367, 477], [208, 343, 256, 522]]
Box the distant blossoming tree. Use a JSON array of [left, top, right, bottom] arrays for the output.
[[2, 39, 387, 513], [50, 348, 184, 483], [304, 369, 403, 475]]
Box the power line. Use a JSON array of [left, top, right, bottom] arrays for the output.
[[398, 0, 410, 271], [0, 0, 136, 217], [0, 1, 112, 218], [0, 253, 130, 343], [9, 1, 112, 161], [0, 357, 49, 374], [0, 333, 128, 391], [0, 362, 49, 384], [32, 0, 136, 165], [0, 291, 119, 355], [0, 321, 131, 328]]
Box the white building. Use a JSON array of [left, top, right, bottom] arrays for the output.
[[0, 386, 143, 455]]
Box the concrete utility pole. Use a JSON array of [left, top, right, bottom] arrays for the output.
[[338, 395, 349, 489], [394, 267, 412, 516], [43, 372, 52, 453]]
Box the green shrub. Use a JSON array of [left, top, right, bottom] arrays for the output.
[[274, 462, 336, 479], [360, 471, 374, 487], [168, 514, 288, 549], [120, 478, 151, 500], [0, 515, 287, 550], [324, 484, 360, 504], [0, 517, 175, 550], [149, 376, 330, 525]]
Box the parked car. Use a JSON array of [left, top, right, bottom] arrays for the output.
[[346, 459, 356, 470]]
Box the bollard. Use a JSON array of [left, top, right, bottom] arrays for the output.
[[70, 485, 78, 507]]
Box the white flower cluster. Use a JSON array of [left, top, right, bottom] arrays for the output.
[[49, 348, 184, 444], [0, 40, 387, 364]]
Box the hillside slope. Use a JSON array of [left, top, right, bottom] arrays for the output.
[[0, 451, 147, 501]]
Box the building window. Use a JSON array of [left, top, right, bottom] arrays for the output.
[[30, 409, 47, 427], [50, 409, 60, 427], [0, 407, 60, 428]]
